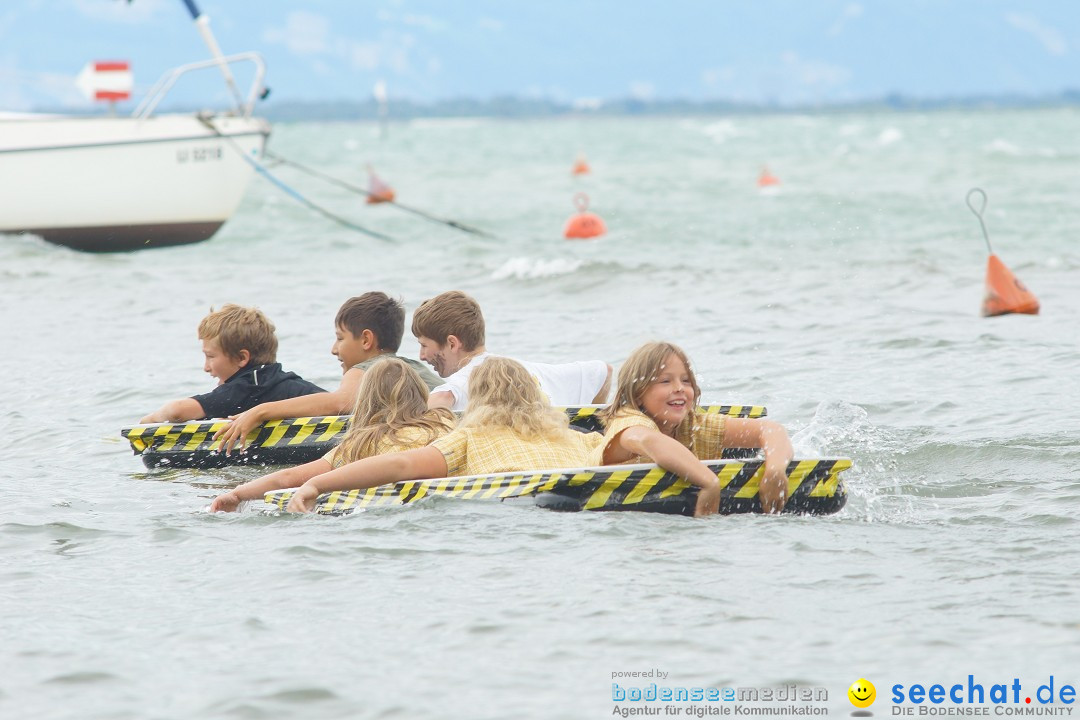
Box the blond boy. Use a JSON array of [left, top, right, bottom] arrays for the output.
[[140, 305, 324, 423], [412, 290, 611, 412]]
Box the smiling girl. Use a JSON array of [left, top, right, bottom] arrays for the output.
[[595, 341, 793, 514]]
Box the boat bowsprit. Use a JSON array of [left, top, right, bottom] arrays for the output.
[[120, 404, 768, 469], [261, 457, 851, 516]]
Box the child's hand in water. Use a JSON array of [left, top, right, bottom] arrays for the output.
[[758, 468, 788, 514], [286, 484, 319, 513], [694, 478, 720, 517], [209, 491, 241, 512]]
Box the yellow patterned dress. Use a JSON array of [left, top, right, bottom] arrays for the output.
[[590, 408, 727, 465]]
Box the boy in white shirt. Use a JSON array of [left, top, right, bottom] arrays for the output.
[[411, 290, 611, 412]]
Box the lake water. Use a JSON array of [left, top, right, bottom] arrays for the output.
[[2, 109, 1079, 719]]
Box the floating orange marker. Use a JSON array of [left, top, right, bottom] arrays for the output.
[[967, 188, 1039, 317], [572, 153, 591, 175], [563, 192, 606, 239], [758, 167, 780, 187], [365, 165, 395, 204], [982, 254, 1039, 317]]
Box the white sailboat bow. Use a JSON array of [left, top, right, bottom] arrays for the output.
[[0, 3, 270, 252]]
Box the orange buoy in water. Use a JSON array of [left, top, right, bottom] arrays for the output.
[[572, 153, 591, 175], [967, 188, 1039, 317], [365, 165, 395, 204], [563, 192, 606, 239], [758, 167, 780, 187], [982, 254, 1040, 317]]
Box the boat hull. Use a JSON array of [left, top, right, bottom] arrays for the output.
[[0, 114, 269, 251], [24, 221, 224, 252]]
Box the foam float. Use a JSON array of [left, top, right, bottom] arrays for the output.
[[758, 167, 780, 188], [983, 254, 1039, 317], [572, 153, 591, 175], [121, 404, 767, 469], [967, 188, 1039, 317], [365, 164, 395, 204], [563, 192, 606, 239], [261, 457, 851, 516]]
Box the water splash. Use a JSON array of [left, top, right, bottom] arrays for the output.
[[877, 127, 903, 146], [985, 138, 1022, 156], [491, 256, 583, 280], [793, 400, 891, 458]]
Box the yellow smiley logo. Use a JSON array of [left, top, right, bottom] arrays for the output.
[[848, 679, 876, 708]]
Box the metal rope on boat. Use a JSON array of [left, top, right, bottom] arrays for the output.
[[263, 150, 501, 240], [198, 117, 397, 242]]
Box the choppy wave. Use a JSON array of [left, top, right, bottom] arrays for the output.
[[877, 126, 904, 145], [700, 119, 747, 144], [490, 256, 584, 279], [985, 138, 1022, 155]]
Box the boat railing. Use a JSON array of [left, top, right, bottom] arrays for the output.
[[133, 51, 267, 120]]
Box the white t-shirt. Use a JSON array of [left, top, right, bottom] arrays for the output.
[[431, 352, 608, 412]]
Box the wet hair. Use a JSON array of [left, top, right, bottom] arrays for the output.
[[459, 357, 571, 440], [197, 304, 277, 365], [411, 290, 485, 351], [335, 292, 405, 353], [601, 341, 701, 436], [334, 358, 454, 463]]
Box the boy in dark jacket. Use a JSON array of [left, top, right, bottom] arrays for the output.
[[140, 304, 323, 423]]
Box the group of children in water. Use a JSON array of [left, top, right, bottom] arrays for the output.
[[141, 290, 793, 517]]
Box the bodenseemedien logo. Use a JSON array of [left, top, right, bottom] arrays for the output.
[[849, 679, 877, 716]]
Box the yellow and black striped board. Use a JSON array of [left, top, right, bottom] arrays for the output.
[[120, 404, 767, 469], [261, 457, 849, 517]]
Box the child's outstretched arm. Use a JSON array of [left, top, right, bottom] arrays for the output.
[[209, 458, 333, 512], [721, 418, 794, 514], [610, 426, 721, 517], [214, 368, 367, 454], [286, 445, 449, 513], [140, 397, 206, 424]]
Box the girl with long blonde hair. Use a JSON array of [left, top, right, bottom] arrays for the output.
[[210, 358, 454, 512], [285, 357, 602, 512], [594, 341, 793, 515]]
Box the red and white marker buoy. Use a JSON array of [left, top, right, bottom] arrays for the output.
[[76, 60, 133, 103]]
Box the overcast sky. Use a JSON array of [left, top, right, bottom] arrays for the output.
[[2, 0, 1080, 110]]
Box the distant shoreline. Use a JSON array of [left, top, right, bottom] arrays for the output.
[[33, 91, 1080, 121]]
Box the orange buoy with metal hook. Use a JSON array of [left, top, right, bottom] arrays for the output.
[[365, 164, 395, 204], [758, 167, 780, 187], [967, 188, 1039, 317], [572, 153, 591, 175], [563, 192, 606, 239]]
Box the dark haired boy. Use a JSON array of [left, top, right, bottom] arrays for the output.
[[215, 292, 439, 453]]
